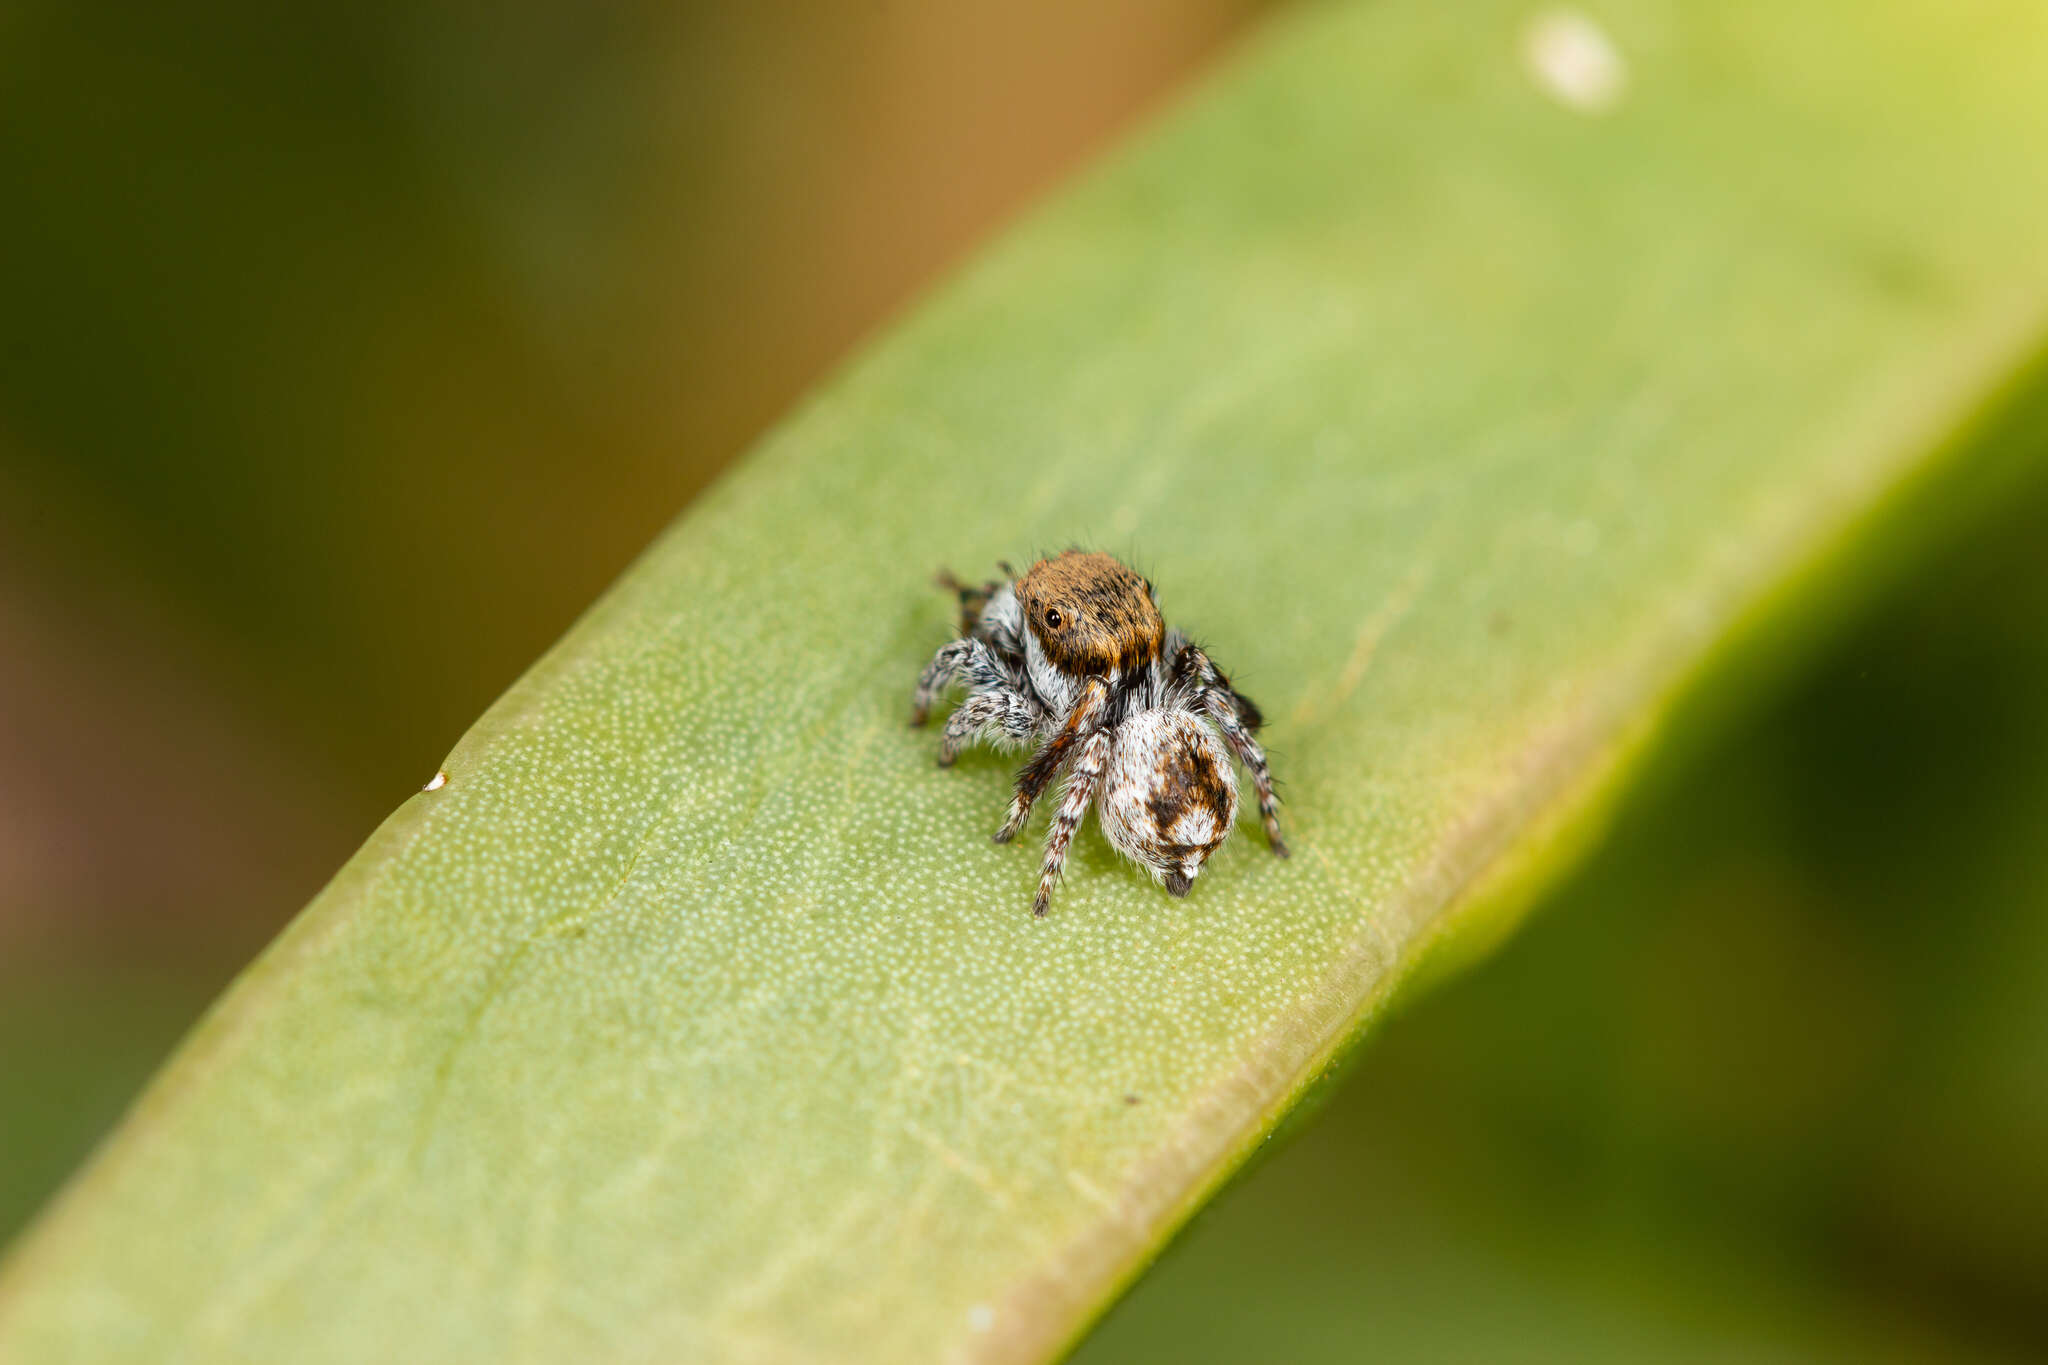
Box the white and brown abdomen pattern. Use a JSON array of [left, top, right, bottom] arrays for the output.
[[1098, 708, 1240, 897]]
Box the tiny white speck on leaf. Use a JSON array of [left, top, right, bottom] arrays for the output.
[[1523, 8, 1628, 114], [966, 1303, 994, 1333], [423, 771, 448, 792]]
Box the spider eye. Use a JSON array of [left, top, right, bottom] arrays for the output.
[[1044, 608, 1063, 629]]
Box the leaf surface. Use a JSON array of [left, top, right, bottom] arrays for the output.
[[7, 1, 2048, 1361]]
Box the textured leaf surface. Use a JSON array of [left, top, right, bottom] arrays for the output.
[[7, 1, 2048, 1361]]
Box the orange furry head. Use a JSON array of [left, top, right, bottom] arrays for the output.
[[1014, 551, 1163, 676]]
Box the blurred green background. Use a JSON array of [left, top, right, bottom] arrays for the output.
[[3, 2, 2045, 1359]]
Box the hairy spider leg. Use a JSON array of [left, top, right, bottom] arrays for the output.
[[1174, 644, 1289, 857], [1033, 729, 1110, 916], [934, 568, 1006, 637], [910, 636, 1016, 727], [994, 675, 1108, 844], [938, 688, 1042, 765]]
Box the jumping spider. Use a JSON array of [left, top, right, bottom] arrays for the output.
[[911, 551, 1288, 916]]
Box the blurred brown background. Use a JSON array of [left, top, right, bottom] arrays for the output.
[[5, 3, 2047, 1360]]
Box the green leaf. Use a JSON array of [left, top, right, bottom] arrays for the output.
[[6, 1, 2048, 1361]]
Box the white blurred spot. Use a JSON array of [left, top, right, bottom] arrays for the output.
[[1524, 9, 1628, 114], [423, 770, 448, 792], [967, 1303, 994, 1333]]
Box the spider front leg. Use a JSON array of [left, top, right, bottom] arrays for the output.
[[910, 636, 1013, 727], [937, 687, 1042, 766], [994, 675, 1108, 844], [1032, 728, 1109, 916], [1174, 644, 1289, 857]]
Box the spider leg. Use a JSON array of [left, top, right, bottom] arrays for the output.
[[935, 567, 1006, 636], [995, 676, 1108, 843], [910, 636, 1012, 726], [1173, 644, 1288, 857], [1032, 728, 1110, 916], [937, 687, 1042, 765]]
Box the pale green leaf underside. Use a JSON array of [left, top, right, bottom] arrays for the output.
[[7, 1, 2048, 1361]]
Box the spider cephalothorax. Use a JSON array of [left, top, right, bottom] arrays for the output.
[[1014, 551, 1163, 676], [912, 550, 1287, 916]]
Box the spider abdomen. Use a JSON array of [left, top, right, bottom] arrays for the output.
[[1099, 708, 1239, 897]]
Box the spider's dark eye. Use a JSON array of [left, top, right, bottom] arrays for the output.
[[1044, 609, 1063, 629]]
